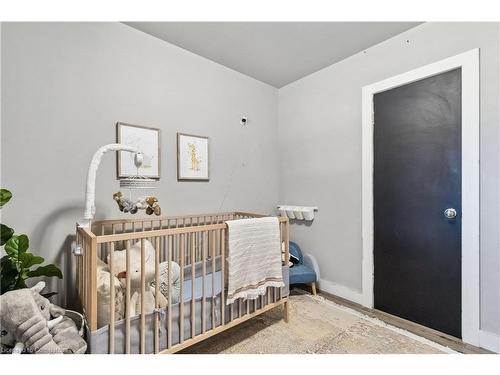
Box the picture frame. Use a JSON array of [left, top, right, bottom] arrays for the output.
[[116, 122, 161, 179], [177, 133, 209, 181]]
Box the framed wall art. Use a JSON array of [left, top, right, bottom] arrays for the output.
[[116, 122, 161, 179], [177, 133, 209, 181]]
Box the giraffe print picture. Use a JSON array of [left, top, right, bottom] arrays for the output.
[[177, 133, 209, 181]]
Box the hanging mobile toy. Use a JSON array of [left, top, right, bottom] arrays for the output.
[[112, 192, 161, 216], [113, 150, 162, 215], [79, 143, 161, 228]]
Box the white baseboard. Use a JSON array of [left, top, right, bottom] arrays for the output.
[[479, 330, 500, 353], [318, 278, 363, 305]]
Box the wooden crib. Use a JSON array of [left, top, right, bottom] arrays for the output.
[[75, 211, 290, 354]]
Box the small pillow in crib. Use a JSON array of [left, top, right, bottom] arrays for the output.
[[96, 258, 124, 328], [151, 261, 181, 304]]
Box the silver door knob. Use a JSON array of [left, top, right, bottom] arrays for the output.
[[444, 208, 457, 219]]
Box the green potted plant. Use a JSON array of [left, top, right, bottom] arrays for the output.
[[0, 188, 62, 294]]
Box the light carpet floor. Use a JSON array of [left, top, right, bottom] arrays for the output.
[[181, 291, 456, 354]]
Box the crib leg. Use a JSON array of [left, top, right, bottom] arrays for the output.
[[283, 300, 290, 323], [310, 282, 317, 296]]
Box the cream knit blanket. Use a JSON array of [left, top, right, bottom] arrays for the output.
[[225, 217, 284, 304]]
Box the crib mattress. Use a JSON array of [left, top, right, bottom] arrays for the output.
[[182, 271, 222, 302], [86, 266, 289, 354]]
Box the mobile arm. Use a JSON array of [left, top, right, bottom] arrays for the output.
[[80, 143, 140, 227]]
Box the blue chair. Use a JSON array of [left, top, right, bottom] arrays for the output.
[[288, 241, 320, 295]]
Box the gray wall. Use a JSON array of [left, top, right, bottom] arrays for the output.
[[1, 22, 279, 305], [278, 22, 500, 334], [2, 22, 499, 335]]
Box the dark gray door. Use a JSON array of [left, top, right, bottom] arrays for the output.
[[373, 68, 462, 338]]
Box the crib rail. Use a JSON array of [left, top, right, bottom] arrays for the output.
[[75, 212, 289, 354]]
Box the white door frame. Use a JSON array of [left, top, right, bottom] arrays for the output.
[[361, 49, 480, 346]]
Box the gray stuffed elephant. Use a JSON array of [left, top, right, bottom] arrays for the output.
[[0, 284, 62, 354], [0, 282, 87, 354], [49, 315, 86, 354], [31, 282, 87, 354]]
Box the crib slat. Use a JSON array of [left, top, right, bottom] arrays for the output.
[[82, 236, 86, 319], [201, 231, 207, 334], [84, 236, 88, 325], [154, 236, 160, 354], [196, 228, 199, 256], [191, 233, 196, 339], [186, 229, 189, 265], [220, 228, 225, 325], [230, 299, 234, 321], [284, 220, 290, 322], [78, 231, 81, 309], [109, 239, 115, 354], [159, 221, 164, 262], [179, 234, 185, 344], [75, 229, 79, 304], [89, 235, 98, 331], [125, 240, 131, 354], [122, 223, 126, 249], [278, 226, 283, 302], [167, 235, 172, 349], [101, 225, 106, 263], [178, 219, 181, 265], [82, 238, 90, 320], [80, 234, 83, 310], [211, 230, 216, 330], [140, 238, 146, 353]]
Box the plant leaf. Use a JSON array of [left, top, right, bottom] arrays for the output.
[[4, 236, 19, 258], [17, 234, 29, 253], [0, 189, 12, 208], [27, 264, 63, 279], [19, 252, 44, 268], [4, 234, 29, 258], [0, 256, 18, 294], [0, 223, 14, 246], [14, 277, 27, 289]]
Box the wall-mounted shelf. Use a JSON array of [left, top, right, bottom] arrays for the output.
[[277, 205, 318, 221]]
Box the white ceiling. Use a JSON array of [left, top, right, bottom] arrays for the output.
[[125, 22, 421, 88]]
